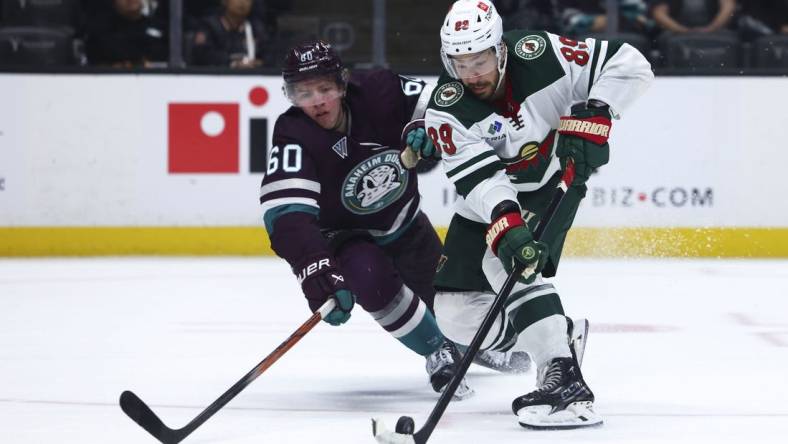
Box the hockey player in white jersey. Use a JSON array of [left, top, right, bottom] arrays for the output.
[[411, 0, 654, 429]]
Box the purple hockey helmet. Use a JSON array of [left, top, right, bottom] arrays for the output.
[[282, 40, 349, 106]]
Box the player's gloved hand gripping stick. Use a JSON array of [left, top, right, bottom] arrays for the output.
[[119, 298, 337, 444], [297, 254, 356, 326], [372, 160, 576, 444], [399, 119, 439, 169], [556, 101, 612, 185]]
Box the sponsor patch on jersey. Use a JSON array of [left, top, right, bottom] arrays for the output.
[[341, 150, 409, 215], [488, 121, 503, 135], [514, 35, 546, 60], [434, 82, 464, 107]]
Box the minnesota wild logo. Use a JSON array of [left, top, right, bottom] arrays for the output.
[[434, 81, 464, 107], [515, 35, 546, 60], [341, 150, 409, 215]]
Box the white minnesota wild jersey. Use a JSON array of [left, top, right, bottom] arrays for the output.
[[425, 30, 653, 224]]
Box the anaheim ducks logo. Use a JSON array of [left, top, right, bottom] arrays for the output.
[[515, 35, 546, 60], [434, 81, 464, 107], [341, 150, 409, 215]]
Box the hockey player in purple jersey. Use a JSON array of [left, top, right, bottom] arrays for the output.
[[258, 40, 472, 398]]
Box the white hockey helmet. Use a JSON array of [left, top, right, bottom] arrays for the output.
[[440, 0, 507, 81]]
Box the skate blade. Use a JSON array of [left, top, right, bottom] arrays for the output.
[[473, 351, 532, 374], [517, 401, 603, 430], [371, 418, 416, 444], [443, 378, 475, 401]]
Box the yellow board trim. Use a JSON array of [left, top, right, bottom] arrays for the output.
[[1, 227, 788, 257]]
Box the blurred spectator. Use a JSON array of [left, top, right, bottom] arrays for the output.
[[493, 0, 558, 32], [251, 0, 291, 41], [651, 0, 736, 34], [561, 1, 655, 36], [179, 0, 283, 35], [191, 0, 269, 68], [85, 0, 168, 67], [737, 0, 788, 41], [83, 0, 162, 20]]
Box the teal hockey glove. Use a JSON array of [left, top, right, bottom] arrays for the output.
[[324, 289, 355, 326], [556, 102, 612, 185], [485, 201, 549, 284], [406, 127, 440, 160]]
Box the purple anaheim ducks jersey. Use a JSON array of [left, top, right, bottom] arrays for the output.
[[260, 69, 432, 244]]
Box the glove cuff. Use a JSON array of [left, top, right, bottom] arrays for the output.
[[486, 212, 525, 255], [558, 115, 612, 145]]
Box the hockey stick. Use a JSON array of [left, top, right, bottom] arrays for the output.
[[372, 160, 576, 444], [120, 298, 336, 444]]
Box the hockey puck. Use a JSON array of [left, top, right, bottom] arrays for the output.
[[395, 416, 415, 435]]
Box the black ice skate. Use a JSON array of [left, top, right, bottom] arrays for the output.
[[425, 340, 474, 400], [473, 349, 532, 373], [512, 357, 602, 429]]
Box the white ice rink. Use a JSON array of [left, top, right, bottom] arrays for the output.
[[2, 257, 787, 444]]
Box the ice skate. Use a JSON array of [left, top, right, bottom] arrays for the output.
[[472, 349, 532, 373], [425, 340, 474, 400], [512, 356, 602, 429]]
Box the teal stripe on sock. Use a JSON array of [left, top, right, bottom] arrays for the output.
[[397, 311, 445, 356]]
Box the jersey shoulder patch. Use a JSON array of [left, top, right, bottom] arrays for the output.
[[433, 80, 465, 107], [503, 29, 565, 101], [505, 30, 552, 62], [427, 73, 493, 130]]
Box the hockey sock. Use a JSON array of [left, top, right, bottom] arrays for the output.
[[370, 285, 445, 355]]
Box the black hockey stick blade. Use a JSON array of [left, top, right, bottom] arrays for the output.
[[120, 390, 184, 444]]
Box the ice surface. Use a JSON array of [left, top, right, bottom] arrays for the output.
[[1, 258, 787, 444]]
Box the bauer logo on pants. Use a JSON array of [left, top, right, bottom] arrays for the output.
[[168, 103, 239, 173]]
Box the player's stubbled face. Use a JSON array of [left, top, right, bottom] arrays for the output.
[[292, 78, 344, 130], [452, 49, 499, 100]]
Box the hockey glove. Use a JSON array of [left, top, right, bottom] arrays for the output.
[[556, 101, 612, 185], [406, 127, 440, 161], [486, 201, 549, 284], [295, 255, 355, 326]]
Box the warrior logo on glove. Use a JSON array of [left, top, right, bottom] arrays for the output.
[[557, 116, 611, 145]]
